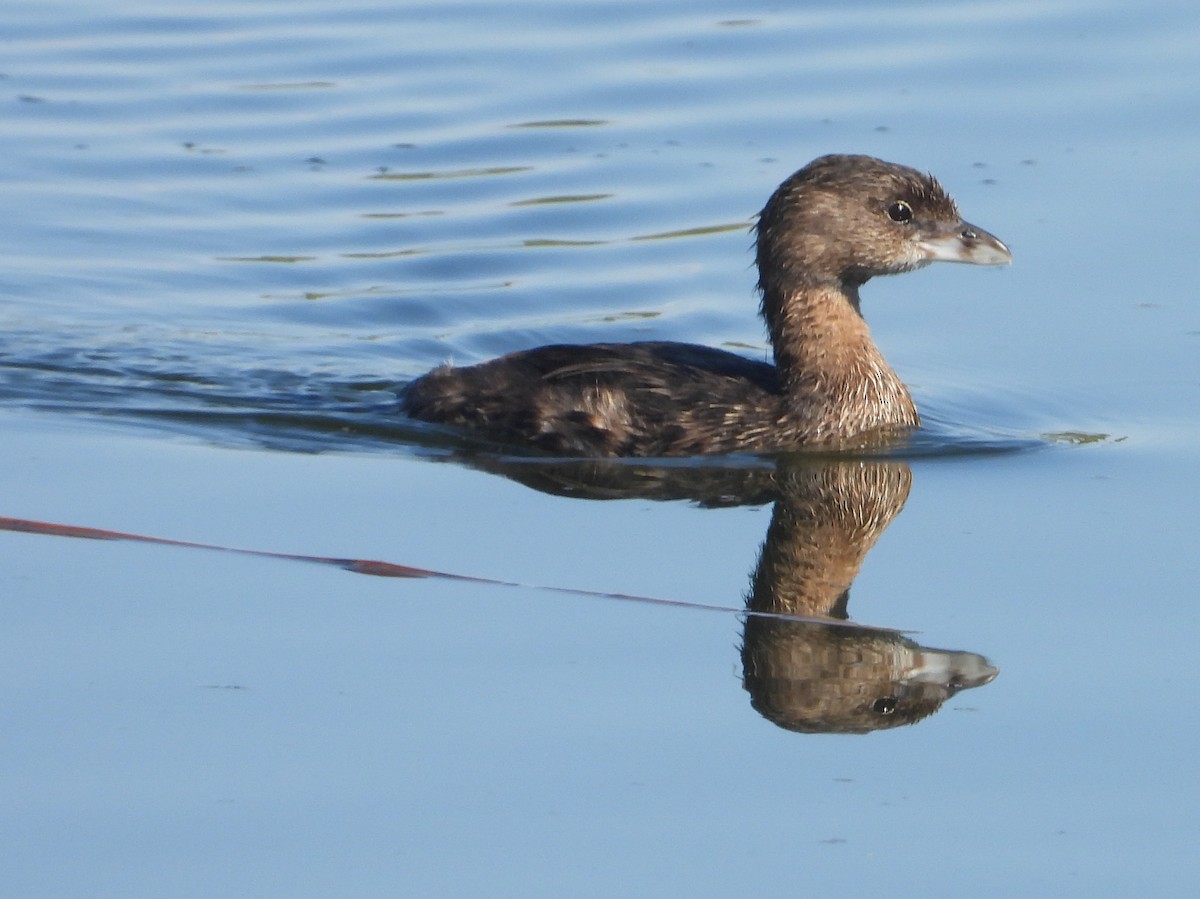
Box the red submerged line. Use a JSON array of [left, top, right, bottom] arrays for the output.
[[0, 515, 902, 631], [0, 516, 141, 542], [337, 559, 437, 579], [0, 517, 450, 579]]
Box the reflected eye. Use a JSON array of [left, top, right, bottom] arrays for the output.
[[886, 200, 913, 224], [871, 697, 898, 715]]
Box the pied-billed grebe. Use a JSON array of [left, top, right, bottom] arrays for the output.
[[400, 154, 1011, 456]]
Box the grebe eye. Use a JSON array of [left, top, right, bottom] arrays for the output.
[[886, 200, 913, 224], [871, 697, 898, 715]]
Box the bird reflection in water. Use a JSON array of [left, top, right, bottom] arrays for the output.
[[741, 460, 996, 734], [466, 452, 997, 735]]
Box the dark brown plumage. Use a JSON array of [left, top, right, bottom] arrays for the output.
[[400, 154, 1010, 456]]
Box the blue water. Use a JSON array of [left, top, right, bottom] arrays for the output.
[[2, 1, 1199, 895]]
